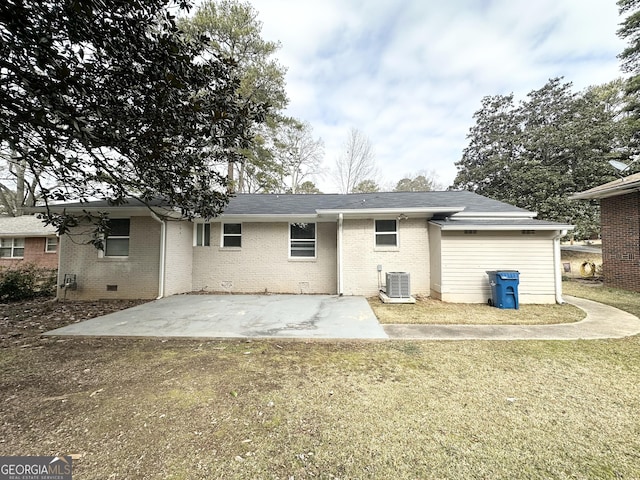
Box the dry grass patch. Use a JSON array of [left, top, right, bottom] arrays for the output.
[[2, 337, 640, 479], [1, 292, 638, 479], [369, 296, 585, 325]]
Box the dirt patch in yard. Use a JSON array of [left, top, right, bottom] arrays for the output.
[[0, 297, 150, 348], [368, 296, 586, 325]]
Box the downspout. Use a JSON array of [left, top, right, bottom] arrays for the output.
[[553, 229, 568, 304], [337, 213, 344, 296], [150, 211, 167, 299], [56, 233, 63, 301]]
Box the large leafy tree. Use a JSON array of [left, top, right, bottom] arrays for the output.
[[454, 78, 633, 239], [0, 0, 265, 234], [617, 0, 640, 148], [180, 0, 288, 192]]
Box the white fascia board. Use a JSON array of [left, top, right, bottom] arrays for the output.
[[315, 206, 466, 218], [431, 222, 575, 231], [211, 214, 322, 223], [452, 211, 538, 219]]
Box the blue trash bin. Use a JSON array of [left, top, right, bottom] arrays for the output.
[[486, 270, 520, 309]]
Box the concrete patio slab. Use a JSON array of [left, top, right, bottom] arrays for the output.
[[44, 294, 389, 340]]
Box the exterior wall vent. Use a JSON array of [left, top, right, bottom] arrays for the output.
[[386, 272, 410, 298]]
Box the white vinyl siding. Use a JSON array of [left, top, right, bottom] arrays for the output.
[[439, 231, 556, 303]]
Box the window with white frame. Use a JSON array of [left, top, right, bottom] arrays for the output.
[[375, 219, 398, 247], [0, 237, 25, 258], [290, 223, 316, 258], [45, 237, 58, 253], [195, 223, 211, 246], [222, 223, 241, 247], [104, 219, 130, 257]]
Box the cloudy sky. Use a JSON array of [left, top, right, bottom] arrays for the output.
[[248, 0, 627, 192]]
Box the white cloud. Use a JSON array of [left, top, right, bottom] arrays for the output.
[[248, 0, 627, 192]]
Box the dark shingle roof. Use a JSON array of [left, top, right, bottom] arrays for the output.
[[29, 191, 532, 217], [223, 191, 530, 215]]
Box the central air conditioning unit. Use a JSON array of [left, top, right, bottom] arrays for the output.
[[386, 272, 410, 298]]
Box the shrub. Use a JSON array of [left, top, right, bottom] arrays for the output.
[[0, 264, 57, 302]]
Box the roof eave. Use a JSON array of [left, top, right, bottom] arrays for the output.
[[26, 204, 182, 219], [315, 207, 466, 218], [571, 176, 640, 200], [213, 214, 320, 223], [452, 211, 537, 219], [430, 222, 575, 232], [0, 232, 56, 237], [570, 187, 640, 200]]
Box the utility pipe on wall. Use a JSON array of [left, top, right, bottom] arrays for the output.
[[149, 211, 167, 299], [553, 229, 568, 304], [337, 213, 344, 296]]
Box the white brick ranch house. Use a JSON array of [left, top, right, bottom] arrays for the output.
[[43, 191, 573, 303]]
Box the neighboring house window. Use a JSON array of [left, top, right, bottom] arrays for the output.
[[45, 237, 58, 253], [290, 223, 316, 258], [196, 223, 211, 246], [222, 223, 242, 248], [375, 220, 398, 247], [105, 219, 130, 257], [0, 238, 25, 258]]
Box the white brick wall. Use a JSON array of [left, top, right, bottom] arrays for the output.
[[56, 215, 558, 303], [192, 222, 337, 294], [341, 218, 430, 296], [163, 221, 194, 296], [58, 216, 161, 300]]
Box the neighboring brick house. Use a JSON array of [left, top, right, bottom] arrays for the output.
[[0, 215, 59, 269], [36, 192, 573, 303], [572, 172, 640, 292]]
